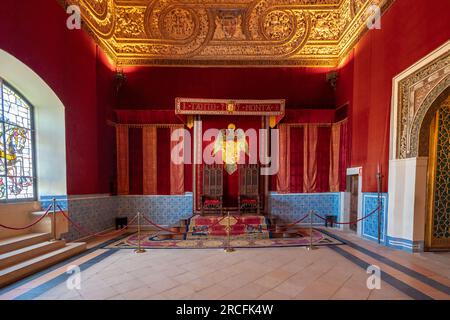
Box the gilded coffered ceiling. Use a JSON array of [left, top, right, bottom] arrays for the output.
[[62, 0, 393, 66]]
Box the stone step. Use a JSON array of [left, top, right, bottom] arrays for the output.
[[0, 242, 87, 288], [0, 240, 66, 270], [0, 233, 51, 255]]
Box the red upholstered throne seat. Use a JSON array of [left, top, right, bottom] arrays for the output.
[[238, 165, 260, 215], [204, 199, 220, 206], [201, 165, 223, 215]]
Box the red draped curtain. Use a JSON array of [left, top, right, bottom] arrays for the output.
[[276, 124, 290, 193], [115, 125, 185, 195], [303, 125, 318, 193], [170, 126, 185, 195], [143, 127, 157, 195], [339, 120, 350, 191], [329, 123, 341, 192], [116, 125, 129, 195], [316, 126, 331, 192], [276, 120, 346, 194], [289, 127, 304, 193]]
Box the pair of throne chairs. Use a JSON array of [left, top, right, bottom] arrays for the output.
[[201, 164, 260, 215]]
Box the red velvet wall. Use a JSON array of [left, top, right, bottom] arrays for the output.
[[0, 0, 115, 195], [290, 127, 304, 193], [337, 0, 450, 192], [118, 67, 335, 110]]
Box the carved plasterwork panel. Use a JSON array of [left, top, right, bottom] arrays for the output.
[[396, 51, 450, 159], [62, 0, 393, 66]]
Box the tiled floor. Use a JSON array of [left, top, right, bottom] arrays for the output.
[[1, 229, 449, 300]]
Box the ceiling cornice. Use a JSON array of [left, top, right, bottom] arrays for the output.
[[61, 0, 394, 67]]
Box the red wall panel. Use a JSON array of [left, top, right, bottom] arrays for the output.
[[118, 67, 335, 110], [337, 0, 450, 192], [0, 0, 115, 195]]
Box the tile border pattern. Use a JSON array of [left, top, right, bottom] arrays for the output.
[[361, 193, 388, 244], [268, 192, 342, 226]]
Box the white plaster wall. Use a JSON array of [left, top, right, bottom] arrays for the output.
[[412, 158, 429, 242], [0, 49, 67, 197], [387, 157, 428, 242]]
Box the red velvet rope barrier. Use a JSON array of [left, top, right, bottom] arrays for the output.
[[208, 216, 226, 228], [57, 205, 137, 238], [232, 213, 311, 232], [140, 213, 227, 235], [141, 215, 188, 234], [0, 204, 53, 230], [313, 205, 381, 225]]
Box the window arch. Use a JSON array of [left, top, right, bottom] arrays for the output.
[[0, 79, 36, 201]]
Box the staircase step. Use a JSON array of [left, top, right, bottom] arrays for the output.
[[0, 241, 66, 270], [0, 233, 51, 255], [0, 242, 87, 288]]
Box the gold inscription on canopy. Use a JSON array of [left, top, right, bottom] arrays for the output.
[[62, 0, 392, 66]]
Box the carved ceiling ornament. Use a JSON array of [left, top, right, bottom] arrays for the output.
[[161, 7, 196, 40], [62, 0, 393, 66], [213, 10, 246, 40], [395, 50, 450, 159]]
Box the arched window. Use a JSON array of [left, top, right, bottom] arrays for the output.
[[0, 79, 36, 201]]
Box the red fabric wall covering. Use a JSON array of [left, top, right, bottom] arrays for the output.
[[157, 128, 171, 195], [129, 128, 143, 195], [335, 53, 354, 111], [0, 0, 116, 195], [340, 0, 450, 192], [115, 110, 184, 124], [276, 124, 290, 194], [339, 121, 350, 191], [96, 50, 117, 194], [118, 67, 335, 110], [184, 128, 193, 192], [284, 109, 336, 123], [170, 126, 185, 195], [316, 127, 331, 192], [125, 128, 173, 195], [289, 127, 304, 193]]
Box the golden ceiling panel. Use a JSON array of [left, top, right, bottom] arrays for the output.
[[63, 0, 393, 66]]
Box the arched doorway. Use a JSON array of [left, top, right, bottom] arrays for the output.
[[387, 41, 450, 252], [421, 93, 450, 250]]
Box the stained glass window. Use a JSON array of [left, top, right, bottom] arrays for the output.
[[0, 80, 36, 201]]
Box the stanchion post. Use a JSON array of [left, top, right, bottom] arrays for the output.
[[306, 210, 318, 251], [376, 165, 383, 244], [224, 211, 235, 253], [51, 198, 57, 242], [134, 212, 146, 254]]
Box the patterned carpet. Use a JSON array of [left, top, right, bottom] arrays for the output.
[[186, 215, 269, 240], [107, 228, 342, 250]]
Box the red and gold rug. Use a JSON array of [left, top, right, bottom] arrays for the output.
[[106, 227, 342, 250], [187, 215, 269, 240]]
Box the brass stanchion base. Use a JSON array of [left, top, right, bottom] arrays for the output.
[[306, 246, 318, 251], [134, 249, 146, 254], [224, 247, 235, 253]]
